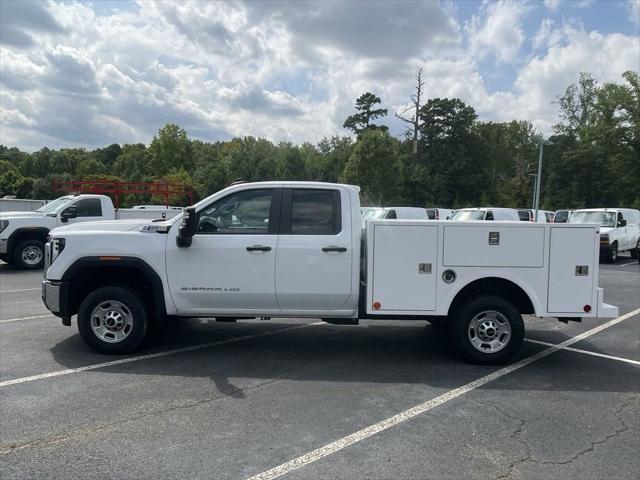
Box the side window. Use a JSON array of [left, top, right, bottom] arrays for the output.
[[426, 209, 436, 220], [75, 198, 102, 217], [288, 189, 341, 235], [617, 212, 624, 225], [197, 189, 274, 234], [485, 211, 495, 221], [385, 209, 397, 219]]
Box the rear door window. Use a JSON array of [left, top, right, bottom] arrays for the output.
[[285, 189, 341, 235]]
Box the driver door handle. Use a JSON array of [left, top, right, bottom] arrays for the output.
[[322, 246, 347, 253], [246, 245, 271, 252]]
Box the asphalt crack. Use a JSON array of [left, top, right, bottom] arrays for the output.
[[489, 398, 635, 480], [0, 377, 280, 456]]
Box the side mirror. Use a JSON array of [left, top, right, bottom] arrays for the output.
[[60, 206, 78, 222], [618, 218, 626, 227], [177, 207, 198, 247]]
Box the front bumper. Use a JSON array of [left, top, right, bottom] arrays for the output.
[[42, 280, 71, 325]]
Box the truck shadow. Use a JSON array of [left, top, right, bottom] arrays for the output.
[[49, 320, 639, 399]]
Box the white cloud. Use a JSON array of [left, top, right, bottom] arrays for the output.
[[466, 0, 527, 63], [629, 0, 640, 26], [0, 0, 638, 151], [544, 0, 561, 11]]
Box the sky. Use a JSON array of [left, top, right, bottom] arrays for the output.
[[0, 0, 639, 151]]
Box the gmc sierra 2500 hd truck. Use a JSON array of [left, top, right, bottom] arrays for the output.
[[42, 182, 618, 364], [0, 194, 181, 269]]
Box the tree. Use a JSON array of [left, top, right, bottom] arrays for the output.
[[340, 130, 402, 205], [149, 124, 193, 175], [396, 67, 425, 156], [343, 92, 388, 135]]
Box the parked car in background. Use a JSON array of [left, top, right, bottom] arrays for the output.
[[553, 209, 572, 223], [0, 194, 182, 269], [362, 207, 428, 227], [426, 208, 454, 220], [518, 209, 555, 222], [570, 208, 640, 262], [450, 208, 520, 221]]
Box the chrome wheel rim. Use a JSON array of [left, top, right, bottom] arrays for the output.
[[21, 246, 43, 266], [90, 300, 134, 343], [468, 310, 511, 354]]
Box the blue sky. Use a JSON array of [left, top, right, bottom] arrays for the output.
[[1, 0, 638, 150]]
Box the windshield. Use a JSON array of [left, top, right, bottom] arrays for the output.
[[363, 209, 387, 220], [450, 210, 485, 221], [570, 211, 616, 227], [36, 196, 74, 214]]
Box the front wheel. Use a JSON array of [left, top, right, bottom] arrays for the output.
[[78, 286, 148, 354], [14, 239, 45, 269], [604, 242, 618, 263], [451, 295, 524, 364]]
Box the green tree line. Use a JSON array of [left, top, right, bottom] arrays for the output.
[[1, 71, 638, 209]]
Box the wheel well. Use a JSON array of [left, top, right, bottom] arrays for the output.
[[449, 277, 535, 315], [66, 265, 161, 321], [8, 228, 49, 254]]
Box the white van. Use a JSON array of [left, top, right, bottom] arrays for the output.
[[570, 208, 640, 262], [426, 208, 454, 220], [363, 207, 428, 221], [518, 209, 555, 222], [450, 208, 520, 222]]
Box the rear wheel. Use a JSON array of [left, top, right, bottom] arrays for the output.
[[78, 286, 148, 354], [631, 239, 640, 259], [14, 239, 45, 269], [451, 295, 524, 364]]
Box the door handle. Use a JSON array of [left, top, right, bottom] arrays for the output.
[[322, 246, 347, 253], [246, 245, 272, 252]]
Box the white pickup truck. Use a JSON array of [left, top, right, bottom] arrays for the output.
[[41, 181, 618, 363], [0, 194, 181, 269]]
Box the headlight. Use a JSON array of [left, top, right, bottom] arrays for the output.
[[50, 238, 66, 265], [0, 220, 8, 234]]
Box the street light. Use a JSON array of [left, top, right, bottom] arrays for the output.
[[528, 174, 537, 209], [534, 138, 553, 221]]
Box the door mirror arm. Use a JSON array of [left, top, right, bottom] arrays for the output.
[[177, 207, 198, 247]]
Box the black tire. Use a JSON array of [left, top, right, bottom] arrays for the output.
[[451, 295, 524, 364], [13, 239, 45, 269], [78, 286, 148, 354], [631, 239, 640, 259], [605, 242, 618, 263]]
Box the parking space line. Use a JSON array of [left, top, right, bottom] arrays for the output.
[[0, 288, 41, 294], [0, 314, 54, 324], [0, 323, 322, 388], [620, 261, 638, 267], [247, 307, 640, 480], [524, 338, 640, 366]]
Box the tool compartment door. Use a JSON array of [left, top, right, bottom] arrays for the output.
[[547, 227, 596, 313], [371, 224, 438, 312]]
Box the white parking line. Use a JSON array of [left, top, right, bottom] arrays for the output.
[[524, 338, 640, 366], [620, 261, 638, 267], [247, 307, 640, 480], [0, 314, 54, 324], [0, 322, 322, 388], [0, 288, 41, 294]]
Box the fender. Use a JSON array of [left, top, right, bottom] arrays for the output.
[[60, 256, 168, 323], [442, 271, 544, 316], [7, 227, 50, 254]]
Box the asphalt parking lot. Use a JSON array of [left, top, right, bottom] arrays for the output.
[[0, 257, 638, 480]]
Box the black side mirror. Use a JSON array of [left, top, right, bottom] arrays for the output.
[[177, 207, 198, 247], [60, 206, 78, 223], [618, 218, 626, 227]]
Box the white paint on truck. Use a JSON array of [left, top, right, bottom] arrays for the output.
[[41, 181, 619, 363]]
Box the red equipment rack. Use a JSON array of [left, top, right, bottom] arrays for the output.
[[51, 179, 194, 208]]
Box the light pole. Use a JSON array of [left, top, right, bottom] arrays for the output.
[[534, 138, 552, 221], [528, 174, 537, 209]]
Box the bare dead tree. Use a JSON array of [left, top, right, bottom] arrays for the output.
[[395, 67, 425, 157]]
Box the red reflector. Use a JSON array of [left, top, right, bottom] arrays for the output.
[[99, 256, 121, 261], [373, 301, 381, 310], [583, 305, 592, 313]]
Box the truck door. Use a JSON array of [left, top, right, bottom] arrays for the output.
[[166, 188, 281, 314], [61, 198, 104, 225], [275, 188, 352, 311]]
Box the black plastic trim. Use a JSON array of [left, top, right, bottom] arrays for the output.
[[60, 256, 167, 319]]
